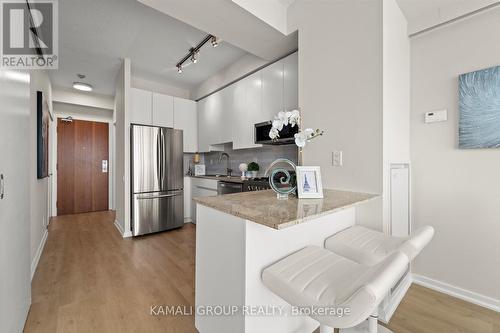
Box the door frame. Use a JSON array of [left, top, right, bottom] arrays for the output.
[[50, 113, 115, 216]]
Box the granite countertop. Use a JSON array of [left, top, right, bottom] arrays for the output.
[[188, 175, 245, 183], [194, 189, 378, 230]]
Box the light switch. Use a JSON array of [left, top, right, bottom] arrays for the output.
[[332, 151, 343, 167], [425, 109, 447, 123]]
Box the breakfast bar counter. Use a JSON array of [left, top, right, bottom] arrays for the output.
[[194, 189, 378, 333], [194, 189, 377, 230]]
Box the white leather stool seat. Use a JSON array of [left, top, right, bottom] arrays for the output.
[[324, 226, 435, 266], [262, 246, 408, 329]]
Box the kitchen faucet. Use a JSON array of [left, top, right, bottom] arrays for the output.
[[218, 152, 233, 177]]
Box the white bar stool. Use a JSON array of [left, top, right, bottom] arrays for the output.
[[262, 246, 409, 333], [324, 226, 435, 266]]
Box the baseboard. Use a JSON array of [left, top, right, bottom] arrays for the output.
[[184, 217, 193, 223], [114, 219, 133, 238], [379, 273, 412, 323], [412, 274, 500, 313], [31, 229, 48, 281]]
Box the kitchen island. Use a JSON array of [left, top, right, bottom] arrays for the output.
[[194, 189, 377, 333]]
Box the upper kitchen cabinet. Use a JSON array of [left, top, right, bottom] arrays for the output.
[[220, 85, 234, 144], [152, 93, 174, 128], [174, 97, 198, 153], [262, 59, 284, 122], [233, 72, 263, 150], [283, 52, 299, 111], [130, 88, 152, 125]]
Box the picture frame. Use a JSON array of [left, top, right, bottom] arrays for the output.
[[296, 166, 324, 199], [37, 91, 50, 179]]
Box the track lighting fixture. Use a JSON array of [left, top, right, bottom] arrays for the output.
[[176, 34, 218, 74]]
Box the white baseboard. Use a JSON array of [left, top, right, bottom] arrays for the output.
[[184, 217, 193, 223], [412, 274, 500, 313], [114, 219, 133, 238], [379, 273, 412, 323], [31, 229, 48, 281]]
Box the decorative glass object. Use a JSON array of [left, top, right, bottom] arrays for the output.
[[265, 158, 297, 200]]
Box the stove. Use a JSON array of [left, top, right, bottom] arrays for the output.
[[242, 177, 271, 192]]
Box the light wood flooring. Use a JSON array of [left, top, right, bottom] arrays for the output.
[[25, 211, 500, 333]]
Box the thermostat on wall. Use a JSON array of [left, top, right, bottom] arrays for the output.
[[425, 109, 448, 123]]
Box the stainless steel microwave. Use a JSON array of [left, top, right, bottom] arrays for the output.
[[254, 121, 298, 145]]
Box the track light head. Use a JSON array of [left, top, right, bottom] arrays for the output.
[[191, 51, 198, 64], [177, 65, 183, 74], [211, 36, 219, 47]]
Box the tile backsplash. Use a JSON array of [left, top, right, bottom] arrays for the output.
[[184, 143, 298, 177]]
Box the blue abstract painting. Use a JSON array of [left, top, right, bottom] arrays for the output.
[[459, 65, 500, 149]]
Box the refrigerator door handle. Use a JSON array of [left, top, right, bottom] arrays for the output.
[[137, 191, 183, 200], [156, 130, 161, 185], [161, 129, 166, 185]]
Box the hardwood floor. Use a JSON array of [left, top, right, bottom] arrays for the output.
[[25, 211, 500, 333]]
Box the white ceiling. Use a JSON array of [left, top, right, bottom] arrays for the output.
[[396, 0, 500, 35], [50, 0, 250, 96]]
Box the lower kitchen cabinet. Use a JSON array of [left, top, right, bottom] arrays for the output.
[[190, 177, 218, 223]]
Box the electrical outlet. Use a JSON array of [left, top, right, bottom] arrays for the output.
[[332, 151, 343, 167]]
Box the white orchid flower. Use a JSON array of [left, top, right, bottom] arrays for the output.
[[294, 132, 307, 147], [272, 119, 284, 131], [288, 110, 301, 127], [304, 128, 314, 139], [269, 127, 280, 140], [276, 111, 289, 127]]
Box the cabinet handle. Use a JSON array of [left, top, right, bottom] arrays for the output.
[[0, 174, 4, 200]]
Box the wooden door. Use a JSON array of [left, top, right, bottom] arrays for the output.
[[57, 119, 109, 215]]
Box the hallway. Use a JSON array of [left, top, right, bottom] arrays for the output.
[[25, 211, 196, 333]]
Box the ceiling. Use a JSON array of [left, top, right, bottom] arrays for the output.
[[50, 0, 250, 96], [396, 0, 500, 35]]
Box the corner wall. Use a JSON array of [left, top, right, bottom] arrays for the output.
[[289, 0, 384, 228], [114, 59, 132, 237], [411, 7, 500, 301], [30, 71, 53, 278]]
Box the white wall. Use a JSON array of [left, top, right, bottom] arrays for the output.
[[383, 0, 411, 233], [191, 53, 267, 100], [131, 76, 190, 99], [52, 87, 114, 110], [0, 70, 31, 333], [288, 0, 384, 228], [411, 7, 500, 300], [114, 59, 132, 237], [29, 71, 53, 278]]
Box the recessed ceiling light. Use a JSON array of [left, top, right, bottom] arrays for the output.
[[73, 82, 93, 92]]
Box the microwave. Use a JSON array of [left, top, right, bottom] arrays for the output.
[[254, 121, 298, 145]]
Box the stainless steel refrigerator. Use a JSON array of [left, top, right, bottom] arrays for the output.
[[131, 124, 184, 236]]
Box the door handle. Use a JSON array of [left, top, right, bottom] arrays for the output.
[[0, 174, 4, 200]]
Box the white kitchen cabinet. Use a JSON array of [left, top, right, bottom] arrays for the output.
[[130, 88, 152, 125], [174, 97, 198, 153], [191, 177, 218, 223], [184, 177, 192, 223], [220, 85, 234, 143], [284, 52, 299, 111], [152, 93, 174, 128], [262, 59, 284, 121], [232, 72, 263, 150], [198, 91, 227, 151], [197, 98, 210, 152]]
